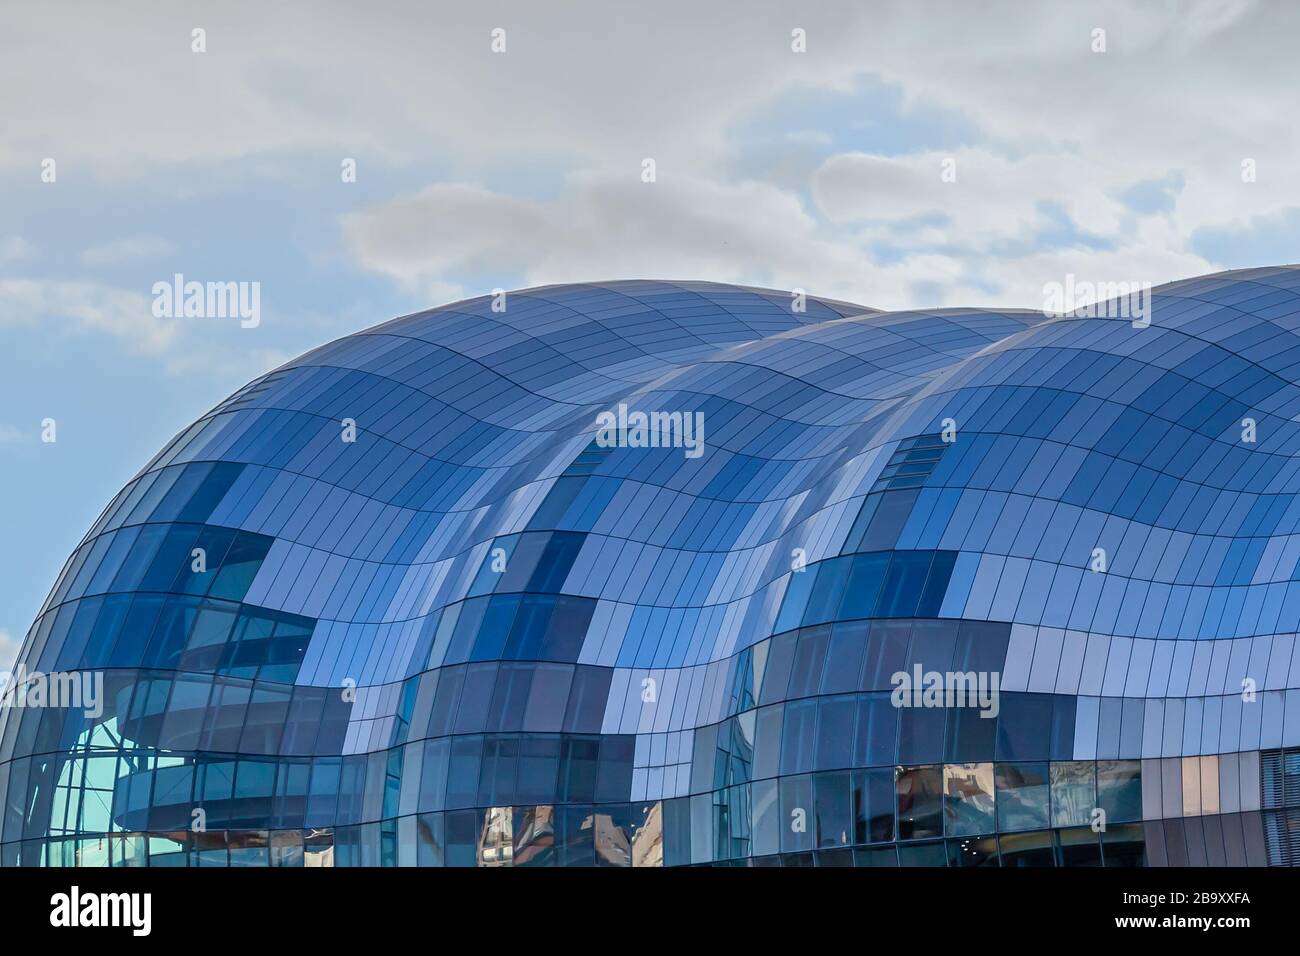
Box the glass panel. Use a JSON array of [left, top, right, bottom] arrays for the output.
[[1049, 761, 1096, 827], [1182, 755, 1201, 816], [786, 626, 831, 698], [813, 695, 855, 771], [854, 693, 897, 767], [895, 840, 946, 866], [840, 553, 889, 619], [998, 829, 1055, 867], [1056, 826, 1102, 866], [812, 771, 851, 848], [995, 762, 1050, 832], [820, 621, 869, 694], [779, 699, 817, 775], [1097, 759, 1142, 824], [895, 765, 942, 840], [995, 693, 1053, 761], [778, 774, 814, 853], [947, 835, 999, 867], [878, 552, 932, 617], [852, 768, 894, 844], [1100, 823, 1146, 867], [944, 762, 995, 836]]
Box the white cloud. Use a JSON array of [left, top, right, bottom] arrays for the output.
[[0, 1, 815, 173], [0, 1, 1278, 184], [0, 629, 20, 674], [81, 236, 175, 266], [0, 276, 302, 381], [0, 278, 177, 354], [0, 236, 33, 263], [343, 166, 1217, 312], [811, 148, 1128, 237], [344, 172, 872, 302], [318, 0, 1288, 310], [3, 0, 1296, 309]]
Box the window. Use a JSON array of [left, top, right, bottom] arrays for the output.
[[813, 771, 852, 848], [787, 626, 831, 698], [1056, 826, 1102, 866], [803, 557, 852, 626], [895, 765, 943, 840], [947, 835, 998, 867], [998, 829, 1054, 867], [854, 693, 897, 768], [878, 552, 932, 617], [996, 762, 1049, 832], [1049, 761, 1096, 827], [821, 621, 869, 694], [840, 553, 889, 619], [779, 699, 817, 775], [995, 693, 1054, 761], [944, 762, 995, 836], [852, 768, 895, 843], [1097, 759, 1142, 823], [814, 695, 855, 771], [779, 774, 814, 853]]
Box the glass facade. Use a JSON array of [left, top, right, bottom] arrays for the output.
[[2, 270, 1298, 866]]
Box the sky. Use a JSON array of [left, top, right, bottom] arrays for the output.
[[1, 0, 1297, 669]]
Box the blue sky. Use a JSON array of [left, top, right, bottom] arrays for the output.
[[1, 0, 1297, 666]]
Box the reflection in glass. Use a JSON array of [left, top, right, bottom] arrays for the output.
[[1097, 760, 1142, 823], [944, 762, 995, 836], [998, 829, 1054, 867], [895, 765, 942, 840], [995, 762, 1049, 832], [947, 835, 998, 867], [1049, 761, 1095, 827]]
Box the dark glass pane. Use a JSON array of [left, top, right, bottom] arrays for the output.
[[896, 840, 946, 866], [812, 771, 851, 848], [995, 762, 1050, 832], [877, 552, 932, 617], [852, 767, 894, 844], [814, 695, 855, 771], [947, 835, 999, 867], [1057, 826, 1103, 866], [853, 693, 897, 767], [946, 703, 997, 762], [1097, 760, 1142, 823], [840, 553, 889, 619], [995, 693, 1054, 761], [778, 774, 814, 853], [779, 699, 817, 775], [898, 704, 945, 765], [820, 621, 868, 694], [998, 829, 1056, 867], [895, 765, 943, 840], [786, 626, 831, 699], [802, 556, 852, 626], [758, 631, 797, 704], [861, 621, 911, 690]]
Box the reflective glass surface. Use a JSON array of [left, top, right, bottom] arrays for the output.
[[4, 272, 1299, 866]]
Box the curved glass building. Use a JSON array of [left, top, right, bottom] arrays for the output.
[[4, 268, 1300, 867]]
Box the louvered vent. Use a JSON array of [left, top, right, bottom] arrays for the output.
[[1261, 749, 1300, 865]]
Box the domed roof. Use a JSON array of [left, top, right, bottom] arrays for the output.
[[6, 268, 1300, 867]]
